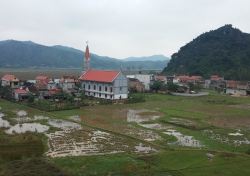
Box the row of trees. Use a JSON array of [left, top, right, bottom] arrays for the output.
[[150, 80, 202, 93]]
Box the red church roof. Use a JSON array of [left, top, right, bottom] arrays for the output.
[[80, 70, 120, 83], [85, 45, 89, 60]]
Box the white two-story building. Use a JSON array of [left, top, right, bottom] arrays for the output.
[[80, 70, 128, 99]]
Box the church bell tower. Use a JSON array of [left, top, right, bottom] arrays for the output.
[[82, 42, 91, 75]]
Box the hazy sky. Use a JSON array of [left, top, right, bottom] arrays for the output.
[[0, 0, 249, 59]]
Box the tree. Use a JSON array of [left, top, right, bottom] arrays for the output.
[[27, 95, 35, 104], [167, 84, 179, 92], [150, 80, 163, 92], [194, 82, 202, 92]]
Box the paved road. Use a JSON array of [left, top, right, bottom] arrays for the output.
[[172, 92, 209, 97]]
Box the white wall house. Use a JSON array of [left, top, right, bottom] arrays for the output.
[[80, 70, 128, 99], [134, 74, 155, 90], [1, 74, 20, 89]]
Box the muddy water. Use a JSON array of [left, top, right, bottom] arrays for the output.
[[68, 115, 81, 121], [0, 113, 10, 128], [5, 123, 49, 134], [163, 129, 202, 147], [139, 123, 170, 130], [45, 119, 158, 158], [17, 110, 27, 116], [127, 109, 160, 123], [48, 119, 82, 130]]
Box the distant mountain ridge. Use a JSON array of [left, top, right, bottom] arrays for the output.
[[122, 55, 170, 61], [163, 24, 250, 80], [0, 40, 169, 70]]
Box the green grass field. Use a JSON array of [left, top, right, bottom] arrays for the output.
[[1, 90, 250, 175]]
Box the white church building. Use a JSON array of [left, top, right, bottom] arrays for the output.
[[80, 44, 128, 100]]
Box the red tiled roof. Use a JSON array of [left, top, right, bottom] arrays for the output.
[[210, 75, 218, 78], [156, 76, 166, 80], [174, 76, 201, 80], [65, 78, 75, 83], [68, 88, 78, 93], [48, 90, 58, 94], [2, 74, 17, 81], [35, 76, 48, 80], [80, 70, 120, 83], [14, 89, 29, 94], [34, 83, 47, 90]]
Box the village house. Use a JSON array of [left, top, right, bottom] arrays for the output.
[[35, 76, 51, 83], [1, 74, 20, 88], [173, 76, 203, 84], [204, 75, 226, 89], [155, 76, 167, 84], [134, 74, 155, 91], [128, 78, 145, 92], [226, 80, 250, 95], [59, 76, 79, 93], [12, 89, 30, 100]]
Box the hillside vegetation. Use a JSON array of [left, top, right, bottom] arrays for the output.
[[0, 40, 168, 70], [163, 24, 250, 80]]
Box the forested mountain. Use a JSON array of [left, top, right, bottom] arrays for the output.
[[163, 24, 250, 80], [0, 40, 169, 70]]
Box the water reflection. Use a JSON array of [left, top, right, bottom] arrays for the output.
[[0, 113, 10, 128], [163, 129, 202, 147], [5, 123, 49, 134]]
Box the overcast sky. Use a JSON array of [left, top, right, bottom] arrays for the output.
[[0, 0, 249, 59]]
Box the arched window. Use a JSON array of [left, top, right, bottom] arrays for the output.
[[88, 84, 90, 90], [105, 86, 107, 92], [99, 86, 102, 91], [94, 85, 96, 90], [110, 87, 112, 93]]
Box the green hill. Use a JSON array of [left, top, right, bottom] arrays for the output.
[[0, 40, 168, 70], [163, 24, 250, 80]]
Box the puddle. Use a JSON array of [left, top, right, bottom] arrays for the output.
[[48, 119, 82, 130], [68, 115, 81, 121], [207, 153, 215, 157], [0, 113, 10, 128], [17, 110, 27, 116], [134, 143, 158, 153], [163, 129, 202, 147], [229, 130, 243, 136], [14, 115, 50, 122], [34, 115, 50, 120], [5, 123, 49, 134], [14, 117, 32, 122], [127, 109, 160, 123], [202, 130, 250, 147], [139, 123, 170, 130], [125, 125, 163, 141]]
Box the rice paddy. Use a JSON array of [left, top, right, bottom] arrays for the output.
[[1, 90, 250, 175]]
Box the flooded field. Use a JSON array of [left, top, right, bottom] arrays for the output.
[[45, 120, 158, 158], [202, 129, 250, 147], [163, 129, 202, 147], [5, 123, 49, 134]]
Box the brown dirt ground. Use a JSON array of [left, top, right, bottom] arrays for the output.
[[202, 116, 250, 130]]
